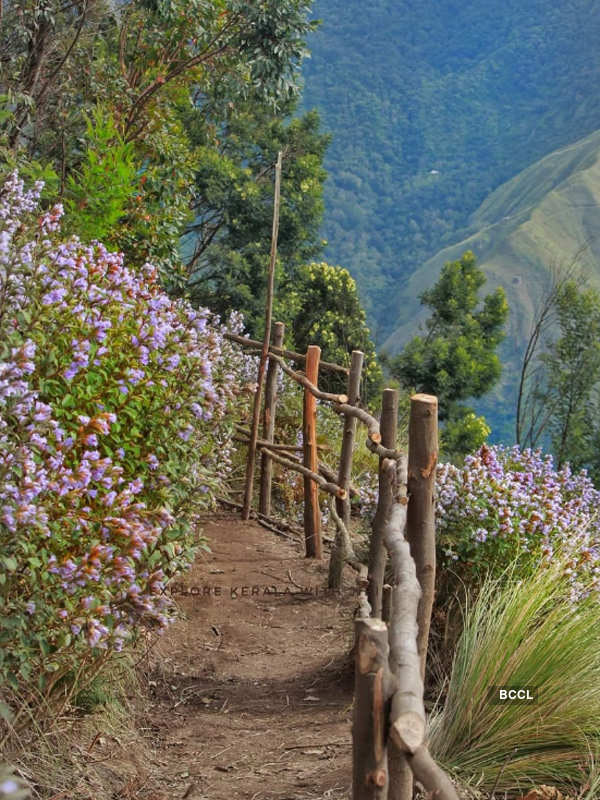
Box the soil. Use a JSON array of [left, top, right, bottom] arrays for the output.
[[109, 513, 359, 800]]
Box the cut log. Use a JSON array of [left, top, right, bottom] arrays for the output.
[[381, 460, 420, 800], [328, 495, 361, 589], [337, 350, 364, 529], [303, 346, 322, 558]]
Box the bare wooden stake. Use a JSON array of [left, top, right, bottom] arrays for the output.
[[368, 388, 398, 617], [406, 393, 438, 678], [241, 152, 283, 520], [303, 345, 322, 558], [337, 350, 364, 528], [259, 321, 285, 516]]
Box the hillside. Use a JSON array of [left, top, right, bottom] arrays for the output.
[[301, 0, 600, 340], [382, 128, 600, 440]]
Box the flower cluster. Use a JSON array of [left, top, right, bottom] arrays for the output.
[[437, 444, 600, 596], [0, 173, 245, 691]]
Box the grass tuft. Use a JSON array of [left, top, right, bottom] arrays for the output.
[[429, 561, 600, 795]]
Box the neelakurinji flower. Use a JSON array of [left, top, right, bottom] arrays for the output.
[[436, 443, 600, 598], [0, 172, 255, 694]]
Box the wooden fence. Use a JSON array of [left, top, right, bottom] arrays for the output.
[[227, 324, 458, 800]]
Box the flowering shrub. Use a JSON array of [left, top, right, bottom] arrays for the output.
[[437, 444, 600, 596], [0, 173, 244, 694]]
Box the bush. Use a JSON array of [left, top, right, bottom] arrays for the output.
[[436, 443, 600, 597], [0, 173, 243, 698], [429, 563, 600, 794]]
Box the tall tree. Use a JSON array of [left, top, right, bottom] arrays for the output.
[[525, 282, 600, 471], [387, 251, 507, 454], [287, 261, 383, 398], [515, 253, 586, 449], [182, 103, 330, 330], [0, 0, 317, 281]]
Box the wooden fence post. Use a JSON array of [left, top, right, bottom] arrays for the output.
[[406, 393, 438, 679], [353, 617, 392, 799], [303, 345, 322, 558], [337, 350, 364, 528], [259, 322, 285, 516], [367, 388, 398, 616]]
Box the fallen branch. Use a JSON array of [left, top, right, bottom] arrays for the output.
[[215, 496, 301, 539]]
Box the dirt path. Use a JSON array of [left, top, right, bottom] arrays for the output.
[[135, 513, 357, 800]]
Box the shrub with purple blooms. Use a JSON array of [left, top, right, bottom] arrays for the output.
[[437, 443, 600, 596], [0, 173, 244, 695]]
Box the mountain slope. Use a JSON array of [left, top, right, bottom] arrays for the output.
[[301, 0, 600, 340], [382, 128, 600, 440]]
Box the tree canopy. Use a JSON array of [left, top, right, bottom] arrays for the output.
[[388, 251, 507, 454]]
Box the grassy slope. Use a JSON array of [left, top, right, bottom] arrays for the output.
[[381, 129, 600, 440]]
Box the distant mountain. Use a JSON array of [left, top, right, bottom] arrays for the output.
[[382, 129, 600, 441], [301, 0, 600, 342]]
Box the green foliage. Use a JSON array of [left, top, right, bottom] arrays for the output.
[[0, 0, 317, 277], [287, 261, 383, 398], [184, 104, 329, 330], [535, 282, 600, 473], [301, 0, 600, 337], [388, 251, 507, 452], [62, 107, 138, 242], [430, 563, 600, 794], [440, 406, 490, 460]]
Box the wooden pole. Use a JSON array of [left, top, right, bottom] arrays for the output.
[[353, 618, 394, 800], [241, 152, 282, 520], [367, 388, 398, 617], [259, 321, 285, 516], [337, 350, 364, 528], [303, 345, 322, 558], [406, 393, 438, 679]]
